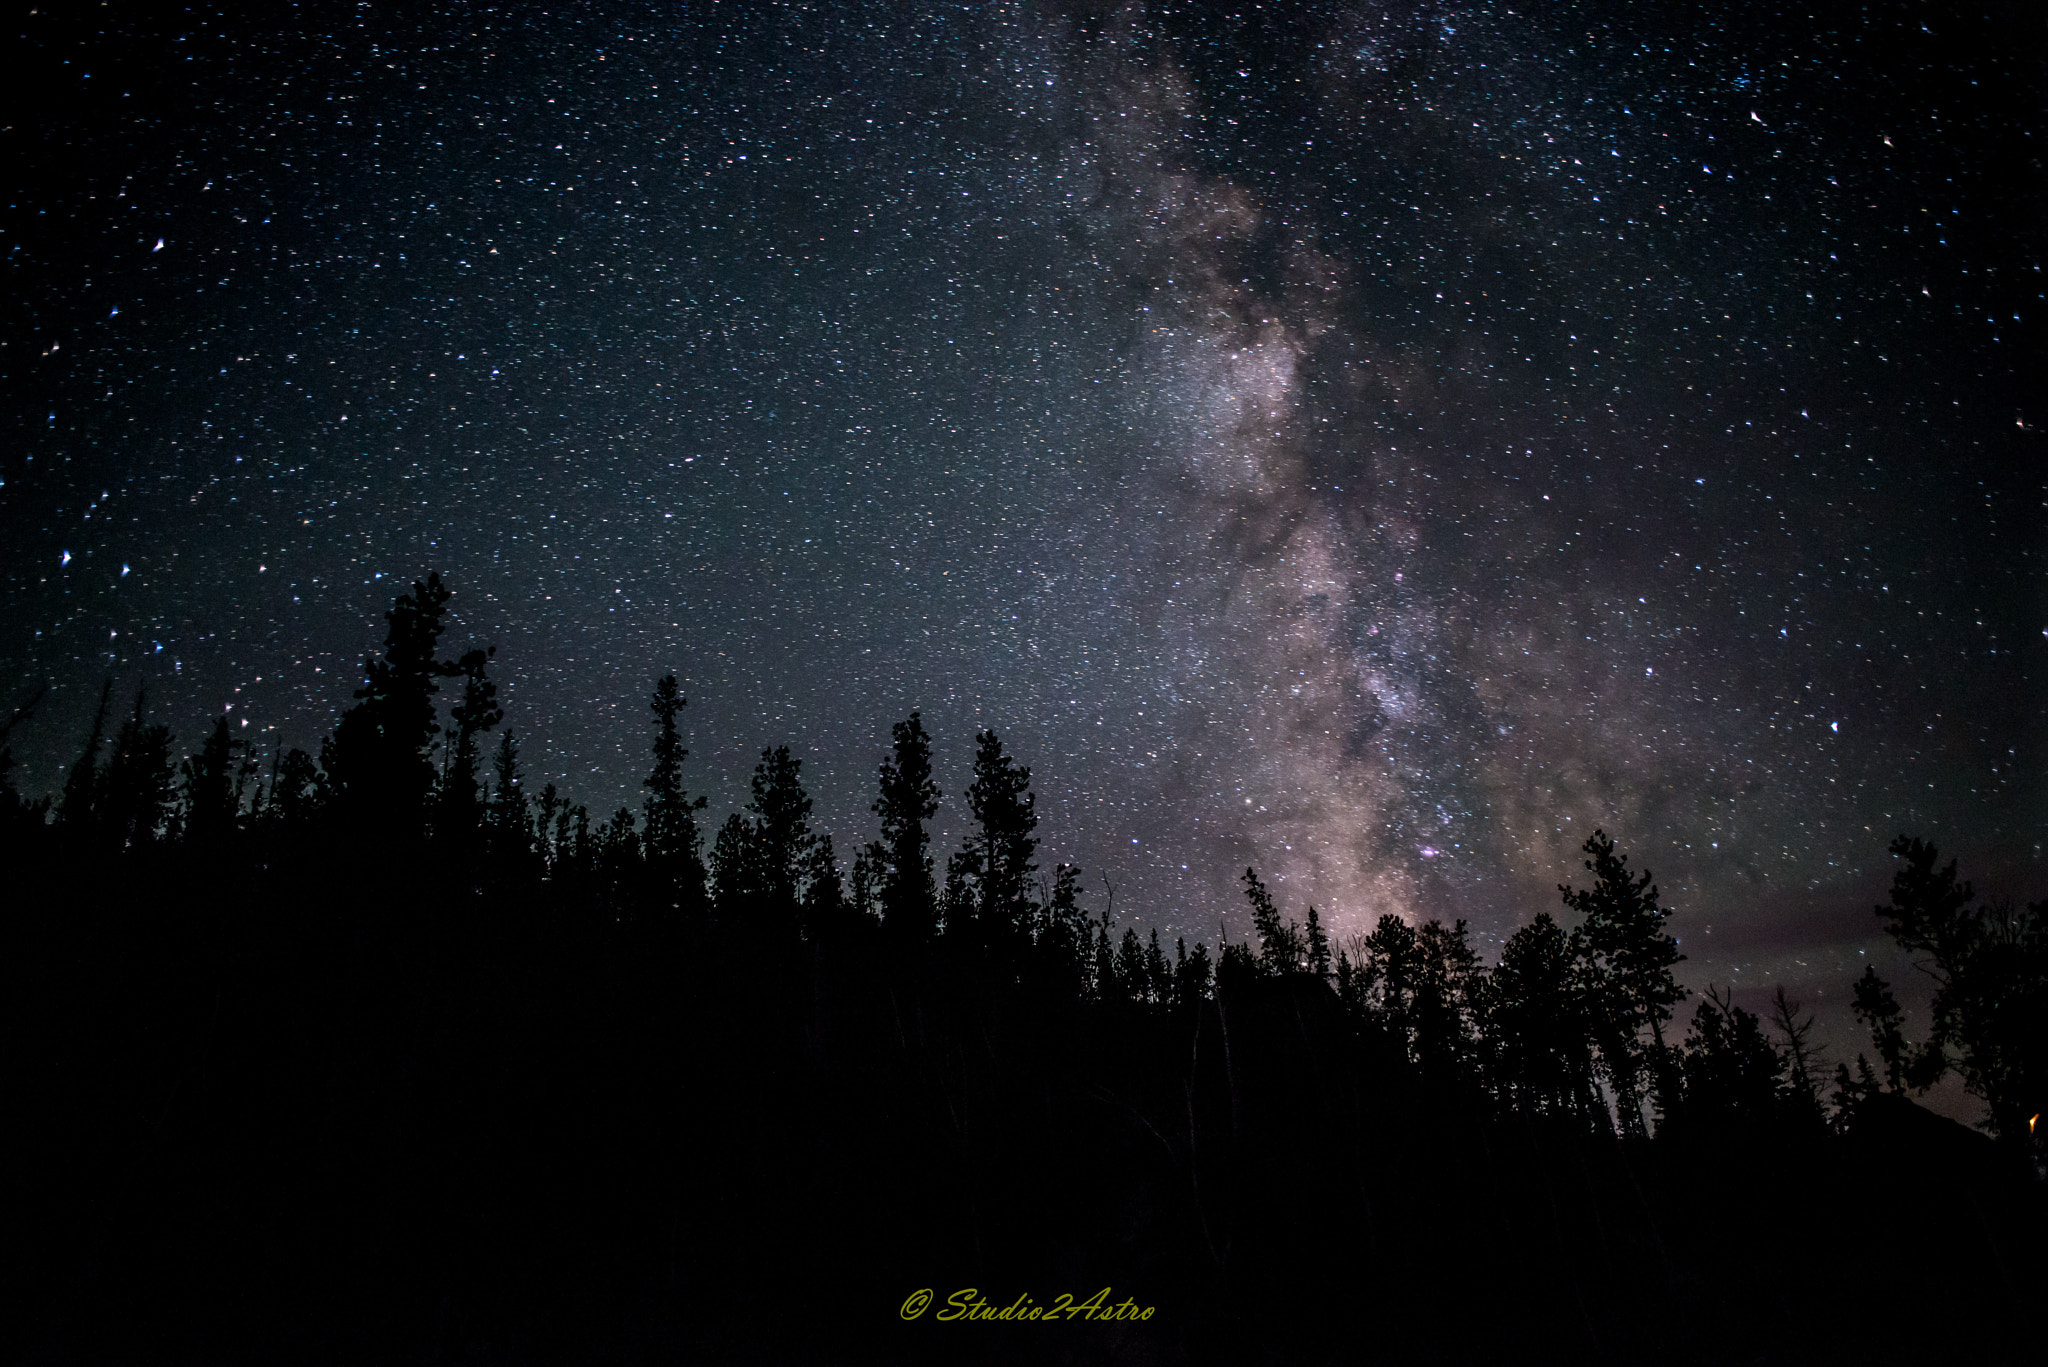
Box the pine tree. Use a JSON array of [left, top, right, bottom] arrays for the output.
[[1173, 937, 1213, 1011], [1412, 918, 1484, 1088], [964, 729, 1037, 952], [1117, 927, 1149, 1004], [1363, 913, 1420, 1050], [848, 842, 883, 927], [1850, 965, 1909, 1092], [1304, 905, 1332, 981], [1241, 867, 1295, 975], [596, 807, 641, 903], [181, 713, 242, 849], [100, 688, 175, 853], [1093, 915, 1119, 1003], [324, 573, 455, 835], [1559, 829, 1687, 1136], [746, 745, 813, 945], [269, 747, 320, 830], [1768, 986, 1828, 1131], [485, 730, 534, 873], [1679, 986, 1787, 1128], [55, 679, 113, 834], [800, 832, 846, 940], [1036, 862, 1090, 993], [1873, 836, 2046, 1142], [873, 712, 940, 943], [0, 686, 48, 840], [710, 811, 757, 921], [642, 675, 708, 916], [435, 647, 499, 846], [1482, 912, 1594, 1119], [1144, 928, 1172, 1005]]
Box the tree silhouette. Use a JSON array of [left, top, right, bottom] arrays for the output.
[[181, 712, 243, 850], [961, 729, 1037, 953], [435, 646, 500, 847], [642, 675, 708, 918], [1678, 985, 1786, 1129], [1874, 836, 2047, 1143], [1768, 985, 1828, 1131], [1035, 862, 1090, 995], [1304, 904, 1332, 981], [710, 811, 757, 922], [54, 678, 112, 834], [1241, 866, 1299, 974], [1483, 911, 1595, 1119], [1850, 965, 1910, 1093], [1411, 918, 1483, 1088], [486, 729, 535, 875], [0, 685, 48, 839], [746, 745, 814, 947], [323, 572, 454, 834], [873, 712, 940, 944], [1172, 936, 1213, 1012], [1362, 913, 1420, 1048], [100, 687, 175, 853], [1559, 829, 1686, 1136], [799, 831, 847, 941]]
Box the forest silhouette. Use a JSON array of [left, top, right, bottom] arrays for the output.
[[5, 573, 2042, 1365]]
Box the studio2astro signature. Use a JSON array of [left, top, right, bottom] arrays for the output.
[[900, 1287, 1156, 1323]]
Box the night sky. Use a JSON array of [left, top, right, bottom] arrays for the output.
[[5, 3, 2041, 1081]]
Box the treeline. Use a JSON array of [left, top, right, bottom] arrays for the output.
[[6, 573, 2040, 1148], [4, 573, 2043, 1364]]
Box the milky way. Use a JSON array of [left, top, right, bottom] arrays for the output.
[[4, 4, 2040, 1052]]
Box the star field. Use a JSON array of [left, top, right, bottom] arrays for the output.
[[4, 2, 2041, 1057]]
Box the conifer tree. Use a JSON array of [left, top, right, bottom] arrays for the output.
[[800, 832, 846, 940], [485, 730, 533, 872], [1036, 862, 1090, 992], [1241, 867, 1296, 975], [1093, 915, 1119, 1003], [269, 747, 321, 830], [324, 573, 455, 833], [1769, 986, 1828, 1130], [1850, 965, 1909, 1093], [100, 688, 175, 853], [435, 647, 499, 845], [1173, 937, 1213, 1011], [1872, 836, 2046, 1141], [0, 686, 47, 839], [1482, 912, 1593, 1119], [1117, 927, 1149, 1004], [533, 783, 562, 870], [710, 811, 757, 921], [1144, 927, 1171, 1005], [1559, 829, 1686, 1135], [964, 729, 1037, 950], [55, 679, 113, 833], [1304, 905, 1332, 981], [849, 842, 883, 927], [181, 713, 242, 849], [1364, 913, 1420, 1048], [642, 675, 708, 915], [873, 712, 940, 943], [1678, 986, 1787, 1127], [1412, 919, 1484, 1087], [746, 745, 813, 944], [596, 806, 641, 903]]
